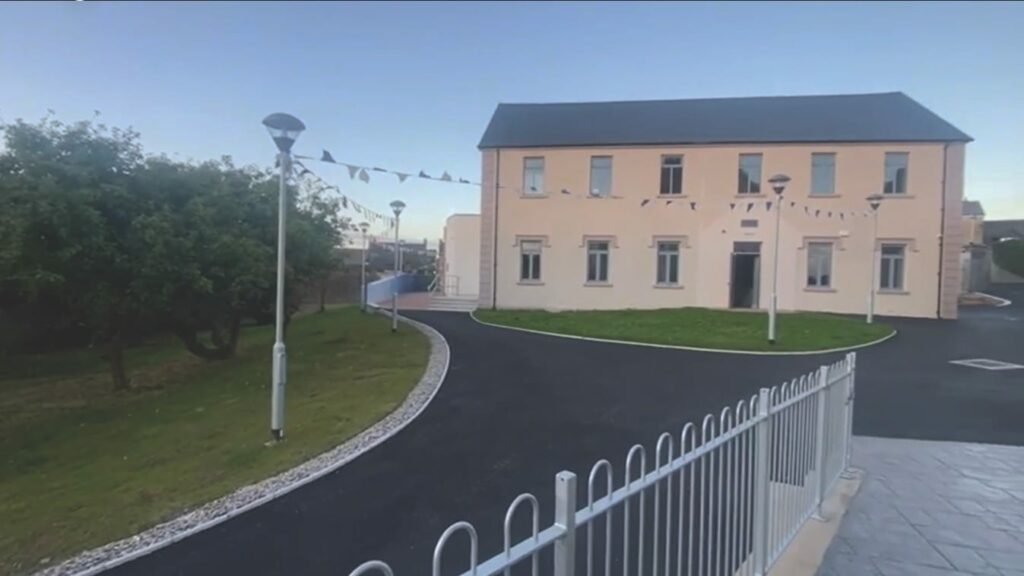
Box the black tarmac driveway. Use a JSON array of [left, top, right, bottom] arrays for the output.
[[106, 286, 1024, 576]]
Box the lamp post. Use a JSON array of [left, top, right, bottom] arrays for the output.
[[866, 194, 884, 324], [261, 113, 305, 442], [358, 221, 370, 312], [767, 174, 791, 345], [390, 201, 406, 276]]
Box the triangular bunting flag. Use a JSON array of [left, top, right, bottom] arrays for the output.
[[805, 206, 810, 215], [346, 164, 359, 179], [321, 150, 336, 163], [641, 199, 650, 207], [827, 211, 832, 218], [359, 168, 370, 183], [298, 168, 312, 177], [840, 212, 845, 220], [419, 170, 431, 179], [666, 200, 673, 205], [746, 202, 754, 212], [372, 166, 387, 172], [396, 172, 410, 183], [730, 203, 736, 211], [766, 201, 773, 212], [341, 197, 348, 209], [790, 201, 796, 208], [815, 209, 821, 217], [561, 189, 571, 195], [690, 201, 697, 210], [459, 178, 471, 184], [440, 171, 453, 182]]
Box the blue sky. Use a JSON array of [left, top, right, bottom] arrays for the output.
[[1, 1, 1022, 240]]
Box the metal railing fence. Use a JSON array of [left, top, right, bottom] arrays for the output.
[[350, 353, 856, 576]]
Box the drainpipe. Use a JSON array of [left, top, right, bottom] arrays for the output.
[[937, 143, 949, 319], [492, 149, 501, 310]]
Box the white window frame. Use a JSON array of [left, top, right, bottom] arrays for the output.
[[879, 243, 906, 291], [810, 153, 836, 196], [660, 155, 683, 196], [589, 156, 613, 198], [522, 157, 545, 197], [519, 239, 542, 282], [738, 153, 762, 195], [806, 241, 834, 288], [883, 152, 909, 195], [656, 241, 681, 285], [586, 240, 610, 283]]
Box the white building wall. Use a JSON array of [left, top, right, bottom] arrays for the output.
[[443, 214, 480, 297]]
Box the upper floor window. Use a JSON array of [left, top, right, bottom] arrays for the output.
[[806, 241, 833, 288], [520, 240, 542, 281], [656, 241, 680, 285], [880, 244, 906, 290], [738, 154, 762, 194], [523, 157, 544, 196], [590, 156, 613, 197], [660, 156, 683, 195], [586, 240, 610, 283], [883, 152, 909, 195], [811, 153, 836, 196]]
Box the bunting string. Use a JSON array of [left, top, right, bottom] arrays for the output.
[[294, 160, 397, 230]]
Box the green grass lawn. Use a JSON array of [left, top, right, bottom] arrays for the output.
[[0, 307, 429, 575], [475, 308, 893, 352]]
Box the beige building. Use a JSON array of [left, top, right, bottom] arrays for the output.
[[477, 92, 970, 319], [440, 213, 481, 297]]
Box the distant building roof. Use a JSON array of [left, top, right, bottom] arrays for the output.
[[985, 220, 1024, 242], [479, 92, 971, 149], [962, 200, 985, 217]]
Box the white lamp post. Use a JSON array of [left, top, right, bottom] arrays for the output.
[[261, 112, 305, 442], [866, 194, 884, 324], [358, 221, 370, 312], [390, 201, 406, 277], [767, 173, 791, 345]]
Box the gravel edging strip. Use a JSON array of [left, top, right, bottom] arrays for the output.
[[469, 311, 897, 356], [37, 312, 449, 576]]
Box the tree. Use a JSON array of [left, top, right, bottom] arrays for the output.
[[0, 118, 348, 388]]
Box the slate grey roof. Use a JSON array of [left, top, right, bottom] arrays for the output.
[[962, 200, 985, 217], [985, 220, 1024, 242], [479, 92, 971, 149]]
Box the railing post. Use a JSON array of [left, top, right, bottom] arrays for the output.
[[843, 352, 857, 475], [391, 292, 398, 333], [752, 387, 771, 576], [813, 365, 829, 520], [553, 471, 577, 576]]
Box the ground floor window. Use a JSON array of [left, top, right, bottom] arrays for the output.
[[520, 240, 542, 281], [806, 241, 833, 288], [880, 243, 906, 290], [656, 241, 680, 285], [587, 240, 609, 283]]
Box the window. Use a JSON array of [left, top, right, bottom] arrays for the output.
[[656, 241, 680, 285], [590, 156, 613, 197], [738, 154, 762, 194], [741, 219, 759, 228], [883, 152, 908, 195], [522, 157, 544, 196], [520, 240, 542, 281], [811, 153, 836, 196], [806, 242, 833, 288], [660, 155, 683, 195], [586, 240, 610, 283], [879, 244, 905, 290]]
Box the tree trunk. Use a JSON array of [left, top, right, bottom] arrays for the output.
[[174, 323, 235, 361], [318, 278, 328, 313], [108, 334, 130, 391]]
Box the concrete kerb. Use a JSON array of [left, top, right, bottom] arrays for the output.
[[40, 313, 450, 576], [469, 311, 897, 356], [975, 291, 1013, 307]]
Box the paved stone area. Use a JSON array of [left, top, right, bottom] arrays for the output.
[[819, 436, 1024, 575]]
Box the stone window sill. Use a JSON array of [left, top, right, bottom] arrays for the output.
[[518, 280, 544, 286], [653, 284, 685, 290], [520, 194, 548, 199], [878, 289, 911, 295], [804, 287, 837, 293], [808, 194, 841, 199], [584, 282, 613, 288]]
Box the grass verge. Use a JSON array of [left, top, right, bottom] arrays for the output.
[[0, 307, 429, 575], [475, 308, 893, 352]]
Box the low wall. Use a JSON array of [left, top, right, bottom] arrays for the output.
[[366, 273, 424, 304]]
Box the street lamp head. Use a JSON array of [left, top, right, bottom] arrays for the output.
[[867, 194, 884, 211], [390, 200, 406, 216], [768, 174, 791, 196], [262, 113, 305, 153], [358, 221, 370, 234]]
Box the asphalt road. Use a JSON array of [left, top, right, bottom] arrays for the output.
[[104, 286, 1024, 576]]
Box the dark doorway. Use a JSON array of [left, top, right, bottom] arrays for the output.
[[730, 242, 761, 309]]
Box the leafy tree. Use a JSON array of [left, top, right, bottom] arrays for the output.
[[0, 118, 348, 388], [993, 238, 1024, 278]]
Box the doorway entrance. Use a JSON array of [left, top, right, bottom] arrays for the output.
[[730, 242, 761, 309]]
